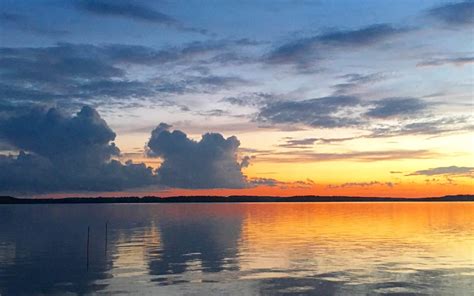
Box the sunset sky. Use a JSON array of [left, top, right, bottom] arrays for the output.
[[0, 0, 472, 197]]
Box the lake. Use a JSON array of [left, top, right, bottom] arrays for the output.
[[0, 202, 473, 295]]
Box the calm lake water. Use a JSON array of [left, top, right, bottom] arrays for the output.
[[0, 202, 473, 295]]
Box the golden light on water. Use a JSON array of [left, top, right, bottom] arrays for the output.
[[238, 203, 474, 279]]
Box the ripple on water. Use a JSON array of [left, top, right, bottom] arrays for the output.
[[0, 203, 473, 295]]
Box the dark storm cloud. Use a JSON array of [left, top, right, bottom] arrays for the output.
[[428, 0, 474, 27], [76, 0, 207, 34], [267, 24, 408, 65], [0, 106, 156, 193], [147, 123, 249, 189], [1, 106, 118, 162], [257, 96, 362, 128], [0, 107, 262, 193], [0, 12, 69, 36], [365, 98, 428, 119], [417, 56, 474, 67], [407, 166, 474, 177]]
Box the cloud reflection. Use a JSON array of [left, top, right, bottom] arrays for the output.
[[0, 203, 473, 295]]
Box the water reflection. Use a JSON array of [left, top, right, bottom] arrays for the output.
[[0, 203, 472, 295], [0, 205, 113, 295], [147, 205, 243, 278]]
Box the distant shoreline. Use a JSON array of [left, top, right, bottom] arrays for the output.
[[0, 195, 473, 204]]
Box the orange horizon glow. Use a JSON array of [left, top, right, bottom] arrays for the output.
[[39, 182, 473, 199]]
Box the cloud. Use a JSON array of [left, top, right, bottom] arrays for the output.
[[0, 12, 69, 36], [267, 24, 408, 66], [407, 166, 474, 177], [257, 96, 362, 128], [417, 57, 474, 67], [428, 1, 474, 27], [278, 136, 359, 148], [327, 181, 395, 189], [76, 0, 207, 34], [0, 43, 251, 110], [333, 72, 390, 95], [0, 106, 156, 193], [248, 177, 280, 187], [369, 116, 474, 137], [247, 177, 316, 189], [365, 97, 428, 119], [102, 39, 258, 65], [196, 109, 228, 117], [254, 94, 465, 138], [154, 75, 250, 95], [0, 44, 123, 83], [279, 137, 318, 148], [221, 92, 274, 107], [147, 123, 249, 189], [317, 24, 406, 46], [254, 149, 436, 163]]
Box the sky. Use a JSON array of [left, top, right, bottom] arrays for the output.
[[0, 0, 472, 197]]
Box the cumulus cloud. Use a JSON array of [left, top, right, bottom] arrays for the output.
[[407, 166, 474, 177], [147, 123, 249, 189], [365, 97, 428, 119], [0, 106, 276, 193], [428, 0, 474, 27], [267, 24, 408, 67], [0, 106, 156, 193], [257, 96, 362, 128]]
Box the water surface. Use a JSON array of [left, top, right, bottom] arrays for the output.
[[0, 202, 473, 295]]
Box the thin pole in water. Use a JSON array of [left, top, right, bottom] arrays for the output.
[[87, 226, 90, 271], [105, 221, 108, 255]]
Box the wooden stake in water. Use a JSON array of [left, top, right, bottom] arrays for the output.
[[86, 226, 90, 271], [105, 222, 108, 255]]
